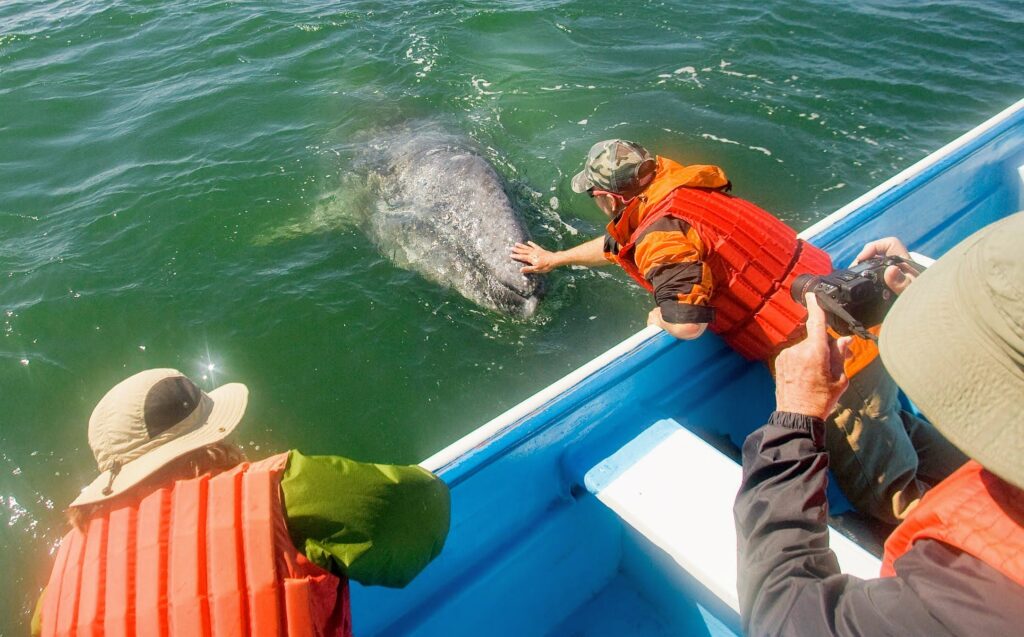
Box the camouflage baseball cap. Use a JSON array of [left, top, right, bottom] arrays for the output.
[[570, 139, 655, 196]]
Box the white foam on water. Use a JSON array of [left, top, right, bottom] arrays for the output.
[[405, 31, 439, 80], [701, 133, 776, 159]]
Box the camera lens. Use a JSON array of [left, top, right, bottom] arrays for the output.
[[791, 274, 819, 305]]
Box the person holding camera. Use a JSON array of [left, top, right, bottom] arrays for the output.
[[32, 369, 450, 637], [734, 212, 1024, 636]]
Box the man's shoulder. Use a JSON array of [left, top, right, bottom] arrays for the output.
[[897, 539, 1024, 633]]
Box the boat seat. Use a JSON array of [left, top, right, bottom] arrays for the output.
[[581, 418, 882, 613]]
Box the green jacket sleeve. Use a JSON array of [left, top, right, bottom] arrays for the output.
[[279, 450, 450, 588]]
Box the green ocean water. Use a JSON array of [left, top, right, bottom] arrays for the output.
[[1, 0, 1022, 631]]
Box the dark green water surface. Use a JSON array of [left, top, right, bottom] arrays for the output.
[[2, 0, 1022, 631]]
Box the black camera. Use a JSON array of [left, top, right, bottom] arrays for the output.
[[791, 256, 920, 339]]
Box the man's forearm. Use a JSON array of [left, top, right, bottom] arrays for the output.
[[734, 411, 842, 634], [553, 236, 609, 268], [734, 412, 951, 636], [281, 451, 451, 588]]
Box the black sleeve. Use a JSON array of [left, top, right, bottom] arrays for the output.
[[650, 259, 714, 324], [734, 412, 953, 637], [603, 232, 620, 256], [658, 295, 715, 324]]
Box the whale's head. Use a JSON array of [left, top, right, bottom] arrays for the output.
[[367, 128, 546, 318], [479, 264, 545, 318]]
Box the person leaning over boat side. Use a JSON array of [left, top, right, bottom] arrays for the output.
[[733, 212, 1024, 637], [32, 368, 450, 637], [510, 138, 960, 526], [511, 139, 833, 360]]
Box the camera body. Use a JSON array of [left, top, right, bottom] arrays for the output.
[[791, 256, 902, 337]]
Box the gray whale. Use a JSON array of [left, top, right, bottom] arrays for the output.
[[364, 128, 544, 317]]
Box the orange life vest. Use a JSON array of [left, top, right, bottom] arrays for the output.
[[834, 325, 881, 379], [881, 460, 1024, 588], [608, 157, 833, 361], [41, 453, 352, 637]]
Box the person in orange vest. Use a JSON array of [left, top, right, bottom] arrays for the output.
[[512, 139, 832, 361], [32, 368, 450, 637], [512, 138, 963, 525], [734, 211, 1024, 636]]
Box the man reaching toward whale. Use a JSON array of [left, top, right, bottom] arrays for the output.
[[512, 139, 831, 361]]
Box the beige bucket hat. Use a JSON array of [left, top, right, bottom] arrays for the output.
[[72, 368, 248, 507], [880, 211, 1024, 490]]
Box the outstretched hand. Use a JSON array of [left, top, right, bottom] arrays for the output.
[[852, 236, 917, 294], [774, 294, 850, 421], [511, 241, 559, 274]]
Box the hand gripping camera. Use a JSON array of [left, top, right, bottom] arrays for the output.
[[790, 256, 923, 340]]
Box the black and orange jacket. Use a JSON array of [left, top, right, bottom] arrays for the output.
[[604, 157, 832, 361]]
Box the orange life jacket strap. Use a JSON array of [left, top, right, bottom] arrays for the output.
[[208, 470, 247, 637]]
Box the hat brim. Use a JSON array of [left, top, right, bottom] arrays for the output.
[[71, 382, 249, 507], [879, 230, 1024, 489], [570, 170, 592, 194]]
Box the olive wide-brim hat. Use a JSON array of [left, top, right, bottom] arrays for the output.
[[71, 368, 248, 507], [880, 211, 1024, 490]]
